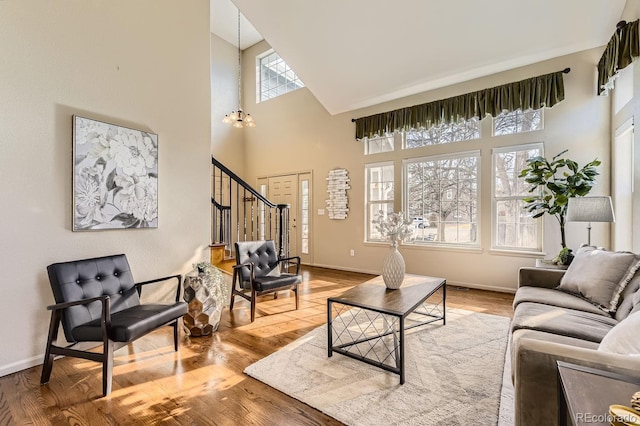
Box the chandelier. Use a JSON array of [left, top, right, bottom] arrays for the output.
[[222, 9, 255, 128]]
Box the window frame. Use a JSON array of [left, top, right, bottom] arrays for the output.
[[403, 118, 481, 150], [364, 161, 395, 243], [492, 108, 544, 136], [491, 142, 544, 252], [256, 49, 305, 103], [402, 150, 481, 248], [364, 133, 396, 155]]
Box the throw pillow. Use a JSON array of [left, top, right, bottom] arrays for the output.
[[557, 247, 638, 312], [610, 260, 640, 313], [615, 271, 640, 321], [598, 310, 640, 355]]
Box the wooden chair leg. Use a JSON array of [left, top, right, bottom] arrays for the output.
[[41, 310, 61, 385], [273, 292, 278, 299], [102, 340, 114, 396], [250, 290, 257, 322], [230, 291, 236, 309], [294, 285, 299, 310]]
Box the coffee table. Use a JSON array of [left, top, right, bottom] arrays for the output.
[[327, 274, 446, 384]]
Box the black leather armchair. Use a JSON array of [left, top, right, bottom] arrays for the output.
[[231, 240, 302, 322], [41, 254, 188, 396]]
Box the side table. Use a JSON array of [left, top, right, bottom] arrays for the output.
[[535, 259, 569, 269], [557, 361, 640, 425]]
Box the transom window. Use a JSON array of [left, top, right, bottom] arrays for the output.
[[405, 119, 480, 149], [364, 134, 395, 155], [493, 109, 543, 136], [257, 50, 305, 102], [404, 152, 479, 246], [492, 143, 543, 251]]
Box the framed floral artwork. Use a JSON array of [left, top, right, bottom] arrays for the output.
[[72, 115, 158, 230]]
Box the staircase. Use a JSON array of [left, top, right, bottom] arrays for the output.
[[210, 157, 290, 273]]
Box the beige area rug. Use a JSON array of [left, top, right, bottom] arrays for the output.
[[244, 308, 512, 425]]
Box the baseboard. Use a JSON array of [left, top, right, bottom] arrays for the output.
[[309, 263, 379, 276], [0, 354, 42, 378], [308, 263, 516, 294], [446, 280, 516, 294]]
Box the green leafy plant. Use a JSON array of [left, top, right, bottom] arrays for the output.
[[519, 150, 600, 252], [553, 247, 573, 266]]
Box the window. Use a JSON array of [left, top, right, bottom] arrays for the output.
[[364, 134, 395, 155], [404, 152, 479, 246], [492, 144, 543, 251], [405, 119, 480, 149], [365, 163, 394, 242], [301, 179, 310, 254], [493, 109, 543, 136], [257, 50, 304, 102]]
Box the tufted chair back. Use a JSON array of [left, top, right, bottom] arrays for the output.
[[46, 254, 140, 342], [235, 240, 280, 288]]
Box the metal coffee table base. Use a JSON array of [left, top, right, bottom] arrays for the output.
[[327, 275, 446, 384]]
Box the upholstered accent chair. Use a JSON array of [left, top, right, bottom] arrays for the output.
[[41, 254, 188, 396], [231, 240, 302, 322]]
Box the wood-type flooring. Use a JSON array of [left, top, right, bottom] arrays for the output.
[[0, 266, 514, 425]]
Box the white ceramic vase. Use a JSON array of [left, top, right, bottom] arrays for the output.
[[382, 242, 405, 289]]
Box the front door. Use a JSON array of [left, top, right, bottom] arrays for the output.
[[257, 173, 313, 263]]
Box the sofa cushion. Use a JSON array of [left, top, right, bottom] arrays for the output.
[[513, 286, 610, 317], [615, 271, 640, 321], [598, 311, 640, 355], [557, 247, 638, 312], [511, 302, 618, 343], [630, 290, 640, 316]]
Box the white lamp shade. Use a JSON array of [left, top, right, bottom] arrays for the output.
[[566, 196, 615, 223]]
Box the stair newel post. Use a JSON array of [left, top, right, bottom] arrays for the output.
[[276, 204, 291, 260]]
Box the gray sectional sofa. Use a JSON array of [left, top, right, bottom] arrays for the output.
[[511, 246, 640, 426]]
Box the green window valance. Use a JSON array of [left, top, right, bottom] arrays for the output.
[[354, 70, 566, 140], [597, 20, 639, 95]]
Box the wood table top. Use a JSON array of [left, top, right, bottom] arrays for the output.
[[328, 274, 446, 317]]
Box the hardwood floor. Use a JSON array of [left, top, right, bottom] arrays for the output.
[[1, 267, 514, 425]]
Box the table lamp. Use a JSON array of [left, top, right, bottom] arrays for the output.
[[566, 196, 615, 246]]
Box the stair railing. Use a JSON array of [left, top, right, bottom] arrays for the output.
[[211, 157, 290, 259]]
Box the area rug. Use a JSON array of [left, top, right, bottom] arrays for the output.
[[244, 308, 511, 425]]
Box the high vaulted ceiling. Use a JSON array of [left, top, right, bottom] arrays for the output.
[[215, 0, 626, 115]]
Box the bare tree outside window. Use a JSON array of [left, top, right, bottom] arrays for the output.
[[404, 153, 479, 245], [493, 144, 543, 250], [494, 109, 543, 136], [405, 119, 480, 149]]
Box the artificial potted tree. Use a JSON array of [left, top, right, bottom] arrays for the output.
[[519, 150, 600, 265]]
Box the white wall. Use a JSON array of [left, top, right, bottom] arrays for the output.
[[241, 41, 611, 293], [614, 4, 640, 251], [211, 33, 245, 175], [0, 0, 211, 376]]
